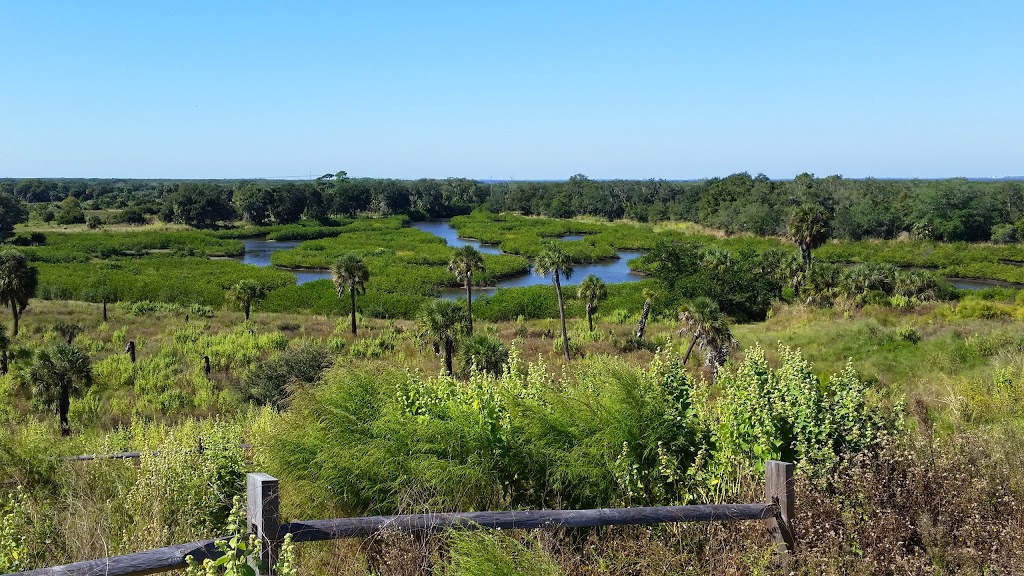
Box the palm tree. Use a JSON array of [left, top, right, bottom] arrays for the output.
[[227, 279, 269, 322], [0, 324, 9, 375], [16, 342, 93, 436], [576, 274, 606, 332], [635, 288, 658, 341], [677, 297, 736, 378], [418, 299, 468, 376], [534, 243, 574, 361], [787, 205, 831, 268], [448, 246, 485, 335], [0, 250, 38, 337], [332, 254, 370, 336]]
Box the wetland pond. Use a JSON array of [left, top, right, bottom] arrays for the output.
[[236, 220, 646, 299]]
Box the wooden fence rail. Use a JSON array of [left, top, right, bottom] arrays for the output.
[[12, 461, 794, 576], [62, 443, 252, 462]]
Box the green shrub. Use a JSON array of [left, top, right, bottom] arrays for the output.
[[348, 330, 399, 358], [0, 488, 30, 572], [955, 298, 1015, 319], [896, 325, 921, 344], [243, 345, 331, 409], [459, 335, 510, 376]]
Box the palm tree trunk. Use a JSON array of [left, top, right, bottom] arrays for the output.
[[103, 300, 108, 322], [636, 299, 651, 340], [59, 385, 71, 437], [444, 338, 454, 376], [11, 298, 20, 337], [587, 304, 594, 332], [466, 280, 473, 335], [682, 335, 698, 365], [244, 301, 251, 321], [800, 244, 812, 268], [554, 272, 570, 362], [350, 289, 357, 335]]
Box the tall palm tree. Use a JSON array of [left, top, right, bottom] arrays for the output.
[[0, 324, 9, 375], [0, 250, 38, 337], [227, 279, 269, 321], [787, 205, 831, 268], [16, 342, 93, 436], [418, 299, 468, 376], [535, 243, 574, 361], [332, 254, 370, 336], [576, 274, 606, 332], [448, 245, 485, 335], [678, 297, 736, 378]]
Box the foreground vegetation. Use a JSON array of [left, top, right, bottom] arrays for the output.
[[3, 294, 1024, 573]]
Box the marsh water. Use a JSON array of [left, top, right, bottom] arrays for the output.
[[237, 222, 1008, 295]]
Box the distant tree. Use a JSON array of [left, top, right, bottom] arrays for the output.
[[418, 299, 468, 376], [370, 180, 411, 216], [233, 183, 274, 225], [534, 243, 574, 361], [227, 279, 269, 322], [54, 197, 86, 225], [0, 250, 38, 336], [84, 272, 118, 322], [677, 297, 735, 379], [576, 274, 606, 332], [86, 215, 102, 229], [332, 254, 370, 335], [448, 246, 485, 335], [109, 206, 148, 225], [0, 192, 29, 242], [16, 342, 93, 436], [991, 223, 1017, 244], [270, 183, 308, 224], [166, 183, 236, 228], [787, 204, 831, 268]]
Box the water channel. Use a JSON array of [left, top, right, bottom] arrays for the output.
[[236, 222, 1009, 295]]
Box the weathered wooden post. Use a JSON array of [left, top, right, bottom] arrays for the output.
[[126, 340, 136, 363], [247, 473, 280, 575], [764, 460, 795, 556]]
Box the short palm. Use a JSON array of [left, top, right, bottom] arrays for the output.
[[678, 297, 735, 373], [18, 342, 93, 436], [418, 299, 468, 376], [576, 274, 606, 332]]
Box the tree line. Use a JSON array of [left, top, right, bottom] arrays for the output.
[[3, 173, 1024, 243]]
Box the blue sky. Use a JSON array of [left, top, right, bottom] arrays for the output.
[[1, 1, 1021, 180]]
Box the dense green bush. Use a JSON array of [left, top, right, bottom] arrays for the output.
[[261, 345, 896, 515], [17, 230, 244, 263], [36, 257, 294, 307], [243, 345, 331, 409]]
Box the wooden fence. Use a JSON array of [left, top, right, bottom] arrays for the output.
[[12, 461, 794, 576]]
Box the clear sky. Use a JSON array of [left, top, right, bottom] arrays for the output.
[[1, 1, 1021, 180]]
